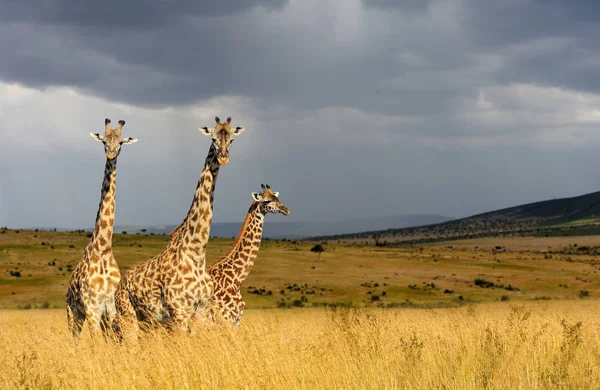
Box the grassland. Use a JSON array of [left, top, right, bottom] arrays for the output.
[[4, 229, 600, 388], [3, 229, 600, 309], [3, 302, 600, 389]]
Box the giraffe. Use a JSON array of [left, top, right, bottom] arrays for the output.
[[66, 118, 138, 338], [202, 184, 290, 327], [115, 116, 245, 337]]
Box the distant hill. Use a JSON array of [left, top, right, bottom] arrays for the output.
[[113, 214, 453, 239], [312, 191, 600, 243]]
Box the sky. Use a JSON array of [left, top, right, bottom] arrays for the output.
[[2, 0, 600, 229]]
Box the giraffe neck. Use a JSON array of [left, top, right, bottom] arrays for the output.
[[171, 144, 220, 262], [223, 203, 265, 288], [89, 157, 117, 254]]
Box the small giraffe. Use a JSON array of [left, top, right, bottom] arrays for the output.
[[202, 184, 290, 327], [115, 116, 245, 337], [66, 118, 138, 338]]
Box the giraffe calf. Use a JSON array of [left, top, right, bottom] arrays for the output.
[[201, 184, 290, 327]]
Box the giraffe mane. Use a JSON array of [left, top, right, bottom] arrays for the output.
[[222, 203, 259, 259], [169, 220, 186, 238]]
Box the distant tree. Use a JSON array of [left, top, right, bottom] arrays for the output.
[[311, 244, 325, 261], [141, 229, 147, 233], [372, 234, 381, 246]]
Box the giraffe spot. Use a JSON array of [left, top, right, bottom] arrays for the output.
[[101, 219, 108, 229], [106, 231, 112, 240], [92, 277, 104, 289], [99, 236, 107, 246], [104, 208, 111, 216]]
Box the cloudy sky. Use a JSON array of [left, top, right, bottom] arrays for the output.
[[2, 0, 600, 229]]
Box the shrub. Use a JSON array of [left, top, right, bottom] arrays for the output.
[[501, 295, 509, 301], [292, 300, 304, 308], [474, 278, 495, 288]]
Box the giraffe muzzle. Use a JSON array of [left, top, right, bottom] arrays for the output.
[[218, 153, 229, 165], [280, 206, 291, 216]]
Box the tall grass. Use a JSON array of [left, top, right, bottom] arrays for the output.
[[2, 301, 600, 389]]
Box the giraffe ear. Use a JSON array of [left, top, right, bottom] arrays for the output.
[[199, 127, 214, 136], [273, 192, 279, 197], [121, 137, 138, 145], [251, 192, 262, 202], [233, 126, 245, 135], [90, 133, 105, 142]]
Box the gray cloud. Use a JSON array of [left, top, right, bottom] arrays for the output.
[[1, 0, 599, 112], [1, 0, 288, 28], [2, 0, 600, 229]]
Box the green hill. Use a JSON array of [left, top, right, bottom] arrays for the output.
[[313, 191, 600, 244]]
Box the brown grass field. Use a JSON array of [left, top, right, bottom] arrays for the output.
[[2, 303, 600, 389], [3, 229, 600, 388]]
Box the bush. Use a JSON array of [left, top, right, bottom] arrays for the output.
[[579, 290, 590, 299], [501, 295, 509, 301], [474, 278, 495, 288]]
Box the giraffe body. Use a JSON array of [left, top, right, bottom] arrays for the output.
[[203, 184, 290, 327], [115, 117, 245, 336], [66, 119, 137, 338]]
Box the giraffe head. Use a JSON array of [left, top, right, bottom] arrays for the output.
[[90, 118, 138, 159], [199, 116, 245, 165], [252, 184, 291, 215]]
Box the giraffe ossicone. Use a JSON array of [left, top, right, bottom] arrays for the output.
[[202, 184, 290, 327], [66, 118, 138, 339]]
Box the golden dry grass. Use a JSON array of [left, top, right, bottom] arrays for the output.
[[2, 301, 600, 389]]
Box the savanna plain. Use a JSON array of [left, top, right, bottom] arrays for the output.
[[3, 228, 600, 389]]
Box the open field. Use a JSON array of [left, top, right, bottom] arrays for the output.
[[2, 302, 600, 389], [4, 230, 600, 388], [3, 229, 600, 309]]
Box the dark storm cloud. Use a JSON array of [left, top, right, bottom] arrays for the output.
[[1, 0, 600, 112], [3, 0, 600, 230], [0, 0, 469, 113], [1, 0, 288, 28], [360, 0, 433, 13]]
